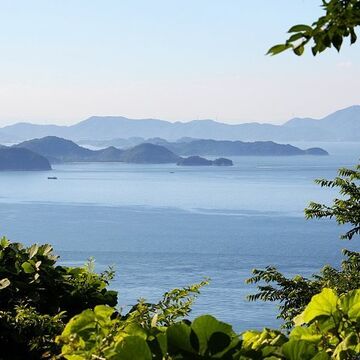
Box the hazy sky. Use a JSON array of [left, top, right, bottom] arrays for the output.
[[0, 0, 359, 126]]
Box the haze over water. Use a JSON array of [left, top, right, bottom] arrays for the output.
[[0, 142, 359, 330]]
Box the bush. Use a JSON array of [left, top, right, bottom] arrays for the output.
[[0, 237, 117, 359], [57, 288, 360, 359]]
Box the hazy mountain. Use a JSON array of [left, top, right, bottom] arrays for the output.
[[1, 105, 359, 142], [0, 147, 51, 171]]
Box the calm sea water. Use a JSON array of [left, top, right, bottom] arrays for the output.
[[0, 142, 359, 331]]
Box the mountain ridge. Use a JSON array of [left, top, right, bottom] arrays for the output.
[[1, 105, 359, 142]]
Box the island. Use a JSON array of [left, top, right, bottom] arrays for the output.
[[212, 157, 234, 166], [119, 143, 180, 164], [304, 147, 329, 155], [177, 156, 233, 166], [15, 136, 124, 163], [15, 137, 180, 164], [13, 136, 328, 166], [0, 147, 52, 171]]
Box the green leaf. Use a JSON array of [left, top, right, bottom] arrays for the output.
[[282, 339, 317, 360], [294, 288, 338, 325], [122, 322, 148, 340], [267, 44, 291, 55], [311, 352, 330, 360], [290, 326, 322, 344], [155, 332, 168, 357], [61, 309, 95, 337], [288, 33, 307, 42], [94, 305, 114, 324], [332, 33, 343, 52], [21, 261, 35, 274], [167, 321, 194, 354], [339, 289, 360, 323], [288, 24, 313, 33], [350, 29, 357, 44], [112, 336, 152, 360], [293, 45, 305, 56], [0, 236, 10, 249], [0, 278, 10, 290], [191, 315, 234, 355], [28, 244, 39, 259]]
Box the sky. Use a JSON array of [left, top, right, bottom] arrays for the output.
[[0, 0, 359, 126]]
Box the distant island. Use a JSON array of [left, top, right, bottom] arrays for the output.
[[15, 136, 124, 163], [119, 143, 180, 164], [0, 136, 329, 170], [159, 139, 329, 157], [14, 136, 328, 164], [0, 147, 51, 171], [15, 137, 179, 164], [177, 156, 233, 166], [78, 138, 329, 157]]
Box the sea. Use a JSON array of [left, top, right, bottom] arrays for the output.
[[0, 141, 359, 331]]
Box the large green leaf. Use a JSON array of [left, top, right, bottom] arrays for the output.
[[167, 321, 194, 354], [111, 336, 152, 360], [191, 315, 234, 355], [290, 326, 322, 344], [282, 339, 317, 360], [294, 288, 338, 325], [339, 289, 360, 323], [61, 309, 96, 337], [94, 305, 114, 324]]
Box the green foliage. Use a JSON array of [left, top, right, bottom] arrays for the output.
[[57, 280, 211, 359], [0, 236, 209, 358], [240, 328, 288, 359], [305, 164, 360, 240], [246, 249, 360, 329], [125, 278, 209, 327], [0, 238, 117, 315], [57, 288, 360, 359], [0, 304, 65, 358], [0, 237, 117, 359], [290, 288, 360, 359], [246, 164, 360, 329], [57, 309, 242, 359], [246, 266, 322, 329], [268, 0, 360, 56]]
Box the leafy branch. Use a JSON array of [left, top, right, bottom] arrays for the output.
[[268, 0, 360, 56]]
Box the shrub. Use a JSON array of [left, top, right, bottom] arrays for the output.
[[0, 237, 117, 359], [57, 288, 360, 359]]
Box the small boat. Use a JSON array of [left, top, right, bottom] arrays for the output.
[[47, 176, 58, 180]]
